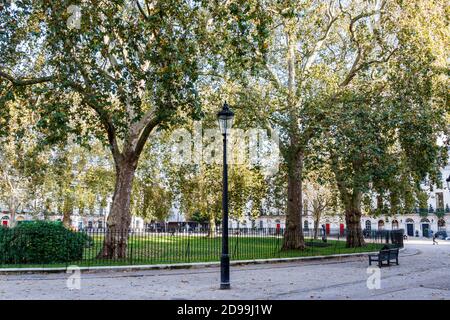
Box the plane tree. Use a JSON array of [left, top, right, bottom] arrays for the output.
[[229, 0, 404, 249], [0, 0, 270, 257]]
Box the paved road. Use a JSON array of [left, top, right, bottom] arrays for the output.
[[1, 240, 449, 300]]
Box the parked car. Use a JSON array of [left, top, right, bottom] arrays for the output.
[[434, 231, 448, 240]]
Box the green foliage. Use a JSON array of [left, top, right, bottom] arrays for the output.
[[0, 221, 91, 264], [190, 211, 209, 224], [0, 0, 448, 249], [418, 208, 428, 217], [435, 208, 445, 219]]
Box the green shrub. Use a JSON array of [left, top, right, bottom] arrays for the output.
[[0, 221, 91, 264]]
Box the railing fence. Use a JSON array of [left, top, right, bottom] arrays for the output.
[[0, 227, 404, 268]]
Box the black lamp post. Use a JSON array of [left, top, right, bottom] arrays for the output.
[[218, 101, 234, 290]]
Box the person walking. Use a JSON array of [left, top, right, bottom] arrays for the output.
[[433, 233, 438, 245]]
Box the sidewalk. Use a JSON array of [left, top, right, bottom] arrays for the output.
[[0, 250, 387, 274], [404, 239, 450, 245], [1, 243, 448, 300]]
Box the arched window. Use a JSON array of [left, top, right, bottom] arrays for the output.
[[392, 220, 399, 230], [303, 220, 309, 230], [365, 220, 372, 231], [406, 218, 414, 223], [88, 221, 93, 228], [378, 220, 385, 230], [420, 218, 430, 223], [98, 220, 103, 229]]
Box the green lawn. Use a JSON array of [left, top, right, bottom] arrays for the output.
[[0, 235, 385, 269]]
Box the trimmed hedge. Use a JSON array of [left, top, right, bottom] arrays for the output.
[[0, 221, 91, 264]]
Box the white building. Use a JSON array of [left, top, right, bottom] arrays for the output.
[[2, 157, 450, 236], [242, 168, 450, 237]]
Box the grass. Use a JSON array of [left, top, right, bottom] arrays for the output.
[[0, 235, 385, 269]]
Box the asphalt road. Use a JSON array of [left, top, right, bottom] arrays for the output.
[[1, 239, 449, 300]]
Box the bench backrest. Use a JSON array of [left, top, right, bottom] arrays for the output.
[[379, 249, 390, 258], [389, 248, 399, 256]]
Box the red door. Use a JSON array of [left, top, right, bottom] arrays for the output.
[[340, 223, 345, 236], [326, 223, 330, 235], [276, 223, 280, 234], [2, 220, 8, 227]]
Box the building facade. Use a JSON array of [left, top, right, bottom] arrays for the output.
[[2, 159, 450, 236]]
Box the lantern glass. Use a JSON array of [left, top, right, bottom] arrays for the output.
[[217, 102, 234, 135]]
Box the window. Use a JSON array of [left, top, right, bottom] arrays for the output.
[[259, 220, 264, 229], [436, 192, 444, 209], [88, 221, 93, 228], [392, 220, 399, 230], [303, 220, 309, 230], [98, 220, 103, 229], [378, 220, 385, 230], [365, 220, 371, 231]]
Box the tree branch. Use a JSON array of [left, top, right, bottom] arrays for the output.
[[0, 70, 53, 86], [339, 47, 397, 87], [264, 64, 282, 89], [302, 0, 339, 73], [136, 0, 149, 20], [133, 115, 159, 158], [66, 81, 123, 165], [339, 47, 362, 87]]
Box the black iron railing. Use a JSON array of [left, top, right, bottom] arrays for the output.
[[0, 227, 403, 268]]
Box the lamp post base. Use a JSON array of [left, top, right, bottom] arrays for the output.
[[220, 283, 231, 290], [220, 254, 230, 289]]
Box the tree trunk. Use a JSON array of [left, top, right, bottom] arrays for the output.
[[281, 27, 305, 250], [207, 215, 216, 238], [62, 197, 72, 228], [97, 159, 137, 259], [345, 192, 365, 248], [282, 152, 305, 250], [8, 205, 16, 228], [345, 208, 365, 247], [313, 217, 320, 240], [62, 209, 72, 228]]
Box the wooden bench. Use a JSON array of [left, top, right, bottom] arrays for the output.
[[368, 248, 399, 267]]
